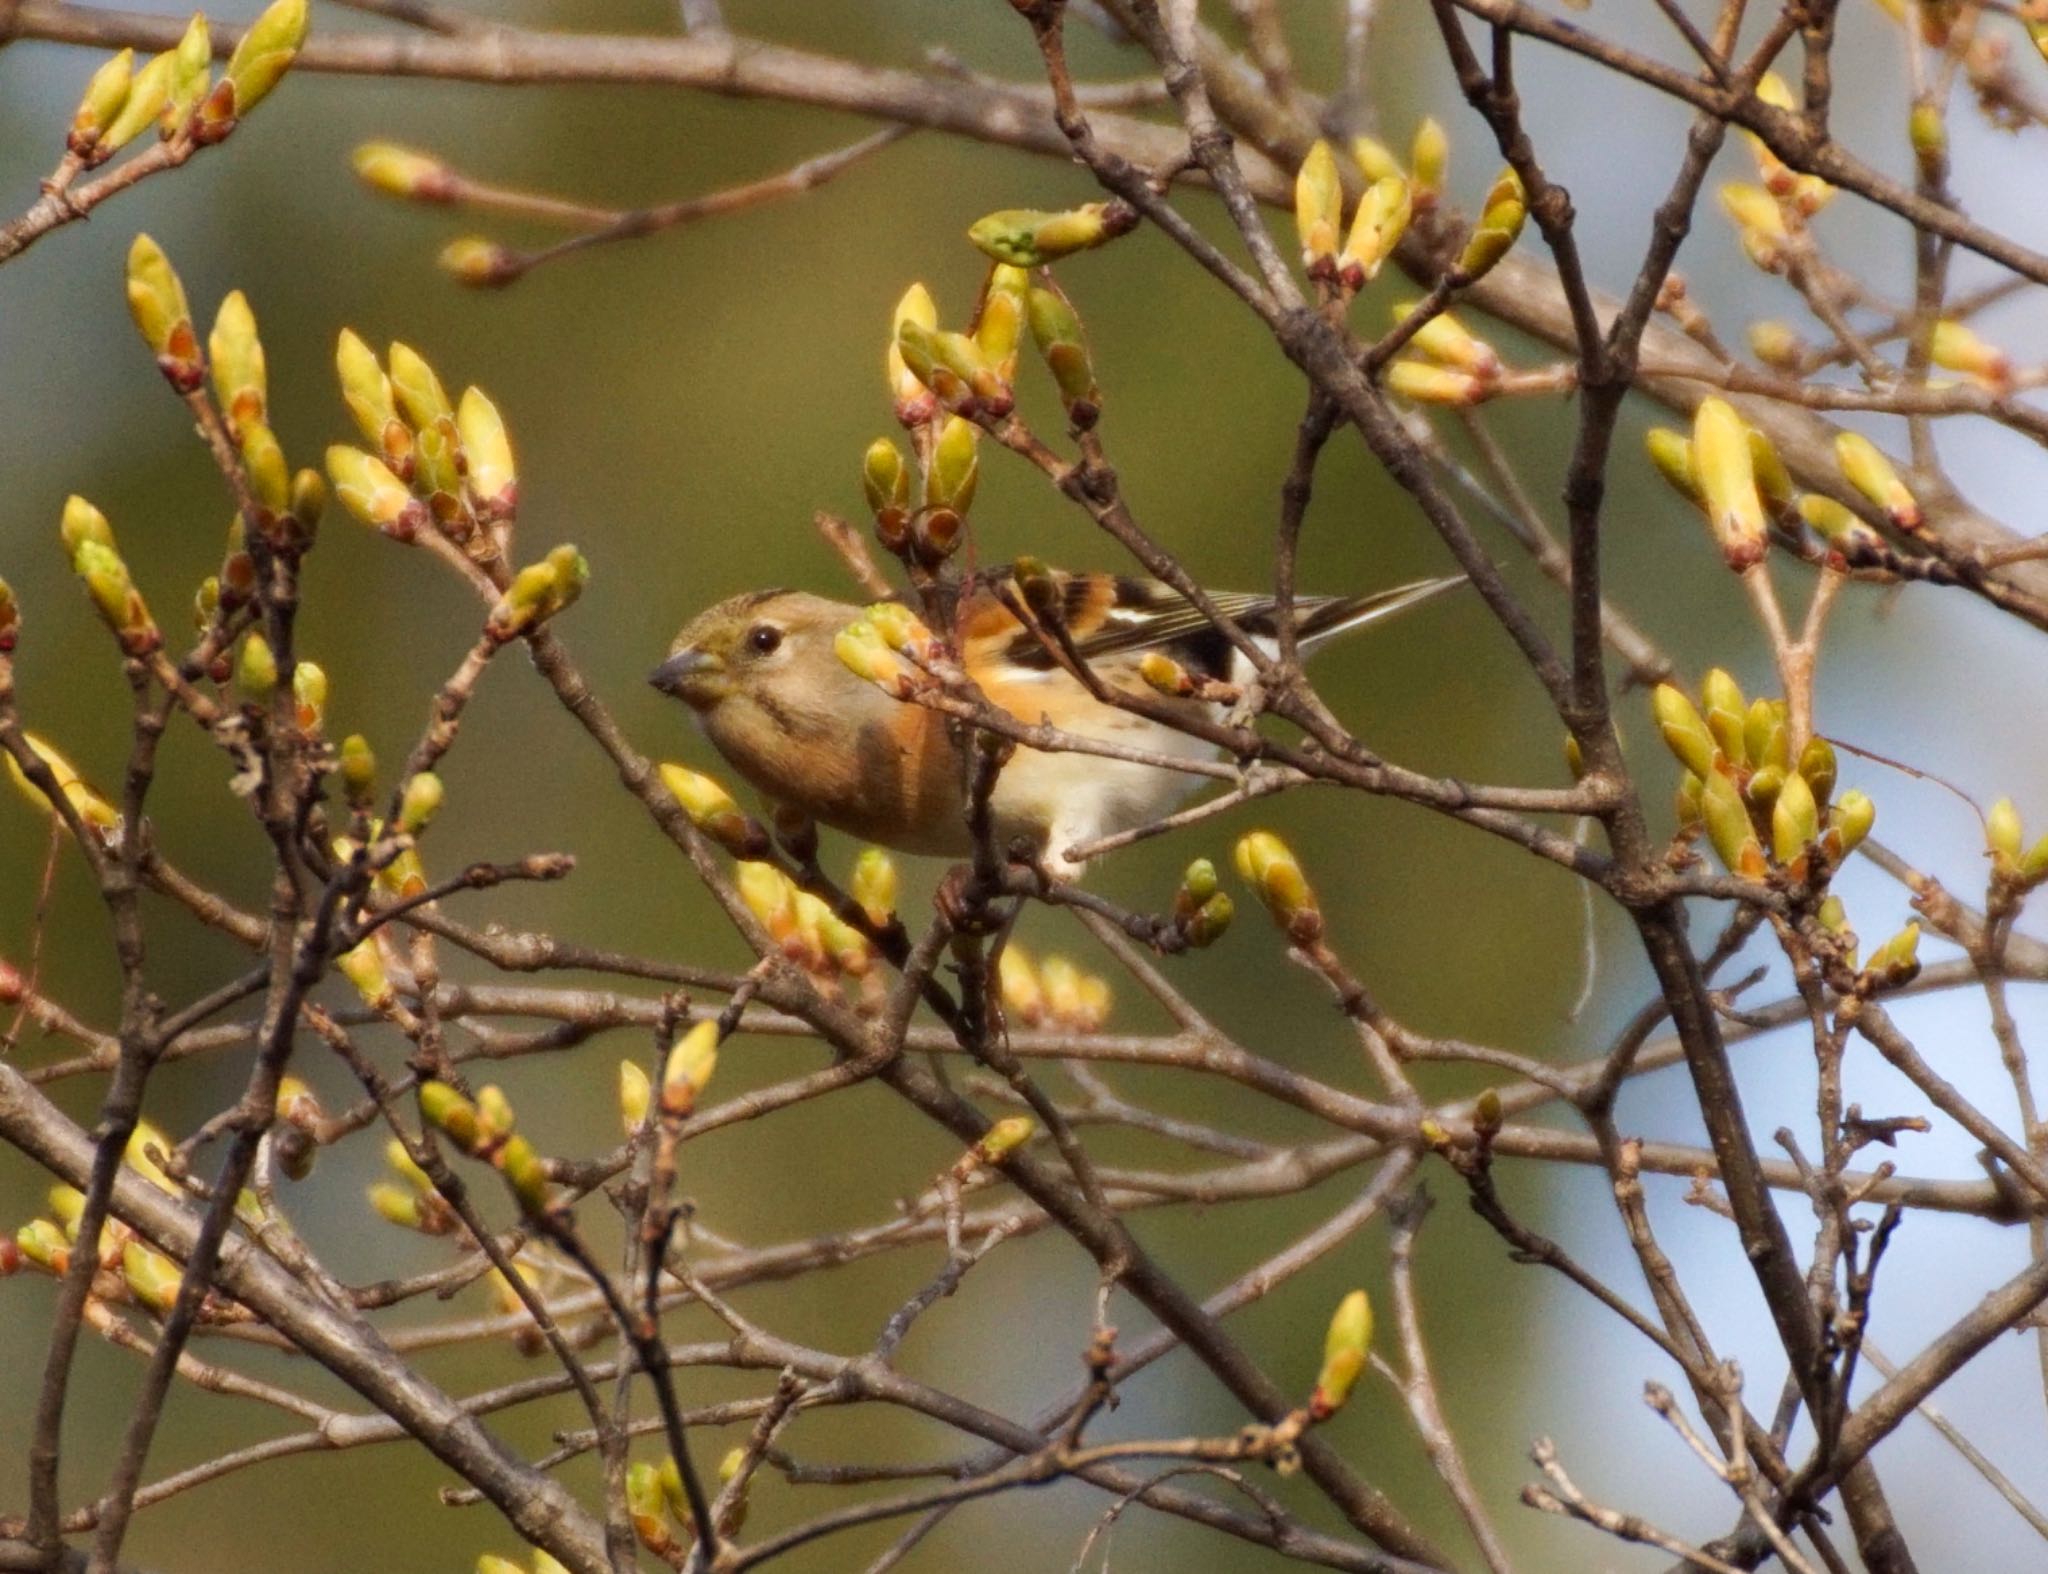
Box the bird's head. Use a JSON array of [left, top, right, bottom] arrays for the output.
[[649, 584, 877, 762]]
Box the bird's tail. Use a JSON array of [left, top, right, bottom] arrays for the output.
[[1295, 573, 1467, 650]]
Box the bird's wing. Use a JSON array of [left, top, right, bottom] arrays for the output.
[[961, 569, 1461, 677]]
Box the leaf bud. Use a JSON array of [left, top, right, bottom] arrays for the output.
[[1797, 736, 1836, 809], [335, 330, 412, 477], [1771, 767, 1819, 866], [1988, 796, 2024, 877], [997, 944, 1042, 1025], [1701, 767, 1763, 877], [1652, 684, 1717, 780], [125, 234, 202, 391], [1747, 320, 1805, 370], [660, 1019, 719, 1118], [1863, 921, 1921, 986], [1409, 117, 1448, 206], [658, 763, 767, 858], [1351, 134, 1402, 184], [851, 847, 898, 927], [1292, 140, 1343, 276], [975, 263, 1029, 377], [976, 1116, 1035, 1164], [336, 937, 392, 1008], [1393, 300, 1499, 377], [397, 771, 444, 834], [439, 237, 517, 288], [886, 282, 939, 425], [1797, 493, 1886, 562], [207, 289, 267, 437], [387, 340, 453, 433], [1026, 282, 1100, 428], [70, 49, 135, 158], [1693, 397, 1767, 569], [1826, 788, 1876, 859], [420, 1082, 481, 1151], [495, 1134, 550, 1212], [223, 0, 308, 118], [1455, 167, 1524, 279], [834, 619, 917, 698], [1833, 431, 1920, 531], [123, 1240, 185, 1313], [236, 631, 278, 702], [924, 415, 979, 517], [352, 141, 454, 200], [458, 387, 518, 517], [1340, 177, 1411, 289], [862, 437, 911, 538], [1930, 319, 2013, 395], [1644, 428, 1702, 505], [163, 14, 212, 134], [327, 445, 426, 541], [1309, 1289, 1373, 1419], [5, 733, 119, 838], [966, 200, 1136, 267], [1233, 830, 1323, 944], [619, 1060, 652, 1134], [1384, 359, 1487, 406]]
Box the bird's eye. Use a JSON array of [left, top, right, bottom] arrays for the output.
[[746, 624, 783, 656]]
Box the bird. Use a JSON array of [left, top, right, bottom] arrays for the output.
[[648, 567, 1461, 878]]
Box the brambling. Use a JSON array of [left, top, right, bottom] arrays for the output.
[[649, 568, 1460, 877]]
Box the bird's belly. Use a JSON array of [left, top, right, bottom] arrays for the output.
[[990, 714, 1216, 852]]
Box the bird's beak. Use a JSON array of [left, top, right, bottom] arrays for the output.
[[649, 646, 723, 704]]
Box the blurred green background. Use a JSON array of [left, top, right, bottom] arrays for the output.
[[5, 3, 2048, 1570]]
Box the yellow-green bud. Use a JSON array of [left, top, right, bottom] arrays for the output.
[[1743, 697, 1788, 773], [1827, 788, 1876, 859], [164, 14, 212, 132], [1039, 955, 1084, 1026], [397, 771, 444, 834], [1652, 684, 1717, 780], [1694, 397, 1767, 570], [1645, 428, 1701, 504], [1456, 167, 1525, 279], [419, 1082, 480, 1151], [660, 1019, 719, 1117], [5, 733, 119, 837], [125, 233, 202, 390], [1930, 319, 2012, 394], [1233, 830, 1322, 944], [966, 201, 1136, 267], [16, 1218, 71, 1275], [495, 1134, 549, 1212], [998, 945, 1042, 1024], [975, 264, 1029, 377], [1720, 181, 1788, 271], [1293, 140, 1343, 275], [864, 601, 937, 662], [101, 50, 174, 151], [1393, 300, 1499, 377], [1701, 767, 1762, 877], [627, 1461, 675, 1553], [439, 237, 516, 288], [352, 141, 453, 200], [1864, 921, 1921, 985], [1744, 765, 1785, 811], [925, 415, 979, 517], [1310, 1289, 1373, 1419], [239, 420, 289, 514], [1988, 796, 2024, 877], [208, 290, 266, 437], [1185, 891, 1234, 948], [1351, 134, 1402, 184], [1798, 493, 1886, 561], [834, 620, 915, 697], [338, 733, 376, 800], [1341, 176, 1411, 289], [458, 387, 517, 515], [336, 937, 392, 1007], [60, 494, 115, 558], [335, 328, 411, 476], [619, 1060, 652, 1134], [1834, 431, 1920, 531], [1026, 283, 1101, 427], [1384, 359, 1487, 406], [1772, 767, 1819, 865], [1747, 320, 1804, 370], [123, 1240, 185, 1314], [977, 1116, 1035, 1163], [861, 437, 911, 538], [887, 282, 939, 425], [326, 445, 424, 541], [658, 762, 767, 858], [1908, 100, 1947, 169], [223, 0, 307, 117], [1747, 427, 1794, 516], [386, 340, 453, 432], [1797, 736, 1836, 808], [1409, 117, 1448, 205], [236, 631, 278, 701], [71, 49, 135, 156], [851, 847, 898, 927]]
